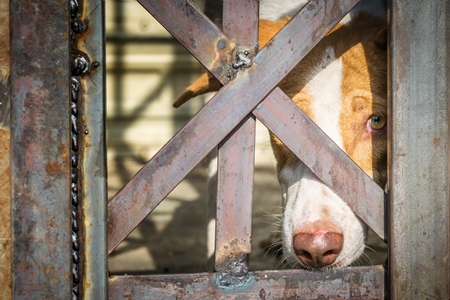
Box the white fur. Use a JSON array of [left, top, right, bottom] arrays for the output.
[[280, 165, 365, 268], [307, 46, 344, 149], [260, 0, 386, 269], [279, 46, 366, 269], [260, 0, 387, 23], [259, 0, 307, 21], [265, 0, 386, 269]]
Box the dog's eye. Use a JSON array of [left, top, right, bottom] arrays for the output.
[[367, 115, 386, 132]]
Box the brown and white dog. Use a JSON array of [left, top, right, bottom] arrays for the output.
[[175, 0, 387, 270]]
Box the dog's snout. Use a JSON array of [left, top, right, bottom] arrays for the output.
[[293, 221, 343, 269]]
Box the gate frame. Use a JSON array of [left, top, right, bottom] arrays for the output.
[[8, 0, 450, 298]]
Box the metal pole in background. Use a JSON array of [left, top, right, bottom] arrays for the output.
[[389, 0, 450, 298]]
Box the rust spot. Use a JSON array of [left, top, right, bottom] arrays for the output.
[[215, 238, 250, 269], [45, 269, 50, 274], [45, 162, 60, 176], [51, 277, 57, 283], [433, 138, 440, 146], [61, 149, 68, 158]]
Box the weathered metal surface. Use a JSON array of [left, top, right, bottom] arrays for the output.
[[136, 0, 234, 85], [389, 0, 450, 298], [10, 0, 72, 298], [253, 88, 386, 240], [222, 0, 258, 47], [215, 116, 256, 271], [107, 0, 359, 254], [108, 266, 385, 299], [214, 0, 258, 273], [77, 0, 108, 298]]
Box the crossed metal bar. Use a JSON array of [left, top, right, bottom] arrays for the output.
[[107, 0, 386, 256]]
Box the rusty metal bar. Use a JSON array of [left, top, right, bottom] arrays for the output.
[[389, 0, 450, 298], [253, 88, 386, 240], [10, 0, 72, 298], [136, 0, 234, 85], [214, 0, 258, 272], [215, 116, 256, 271], [108, 266, 385, 299], [222, 0, 258, 49], [78, 0, 107, 298], [107, 0, 358, 254]]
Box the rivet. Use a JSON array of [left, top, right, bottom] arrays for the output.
[[217, 39, 227, 50]]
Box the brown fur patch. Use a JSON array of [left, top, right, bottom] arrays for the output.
[[175, 15, 387, 187], [270, 15, 387, 188]]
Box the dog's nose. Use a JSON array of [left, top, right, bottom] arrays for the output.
[[293, 222, 343, 269]]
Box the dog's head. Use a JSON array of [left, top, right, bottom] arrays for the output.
[[175, 14, 387, 270]]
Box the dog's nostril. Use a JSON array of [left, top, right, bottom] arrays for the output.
[[323, 249, 337, 257], [296, 249, 312, 261], [293, 229, 343, 269]]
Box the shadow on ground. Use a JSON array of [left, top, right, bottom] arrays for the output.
[[108, 161, 387, 275]]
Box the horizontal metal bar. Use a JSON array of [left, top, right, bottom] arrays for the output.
[[253, 88, 386, 240], [107, 0, 358, 253], [108, 266, 385, 299]]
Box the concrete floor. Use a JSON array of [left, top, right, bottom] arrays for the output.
[[107, 158, 387, 275]]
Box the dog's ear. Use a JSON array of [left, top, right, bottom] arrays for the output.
[[374, 27, 387, 49], [173, 71, 221, 108]]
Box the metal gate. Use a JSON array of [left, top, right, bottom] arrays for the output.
[[8, 0, 449, 299]]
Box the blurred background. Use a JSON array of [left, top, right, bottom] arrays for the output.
[[105, 0, 283, 275], [105, 0, 386, 275]]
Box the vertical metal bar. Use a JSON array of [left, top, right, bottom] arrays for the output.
[[214, 0, 258, 272], [79, 0, 107, 298], [389, 0, 450, 298], [10, 0, 72, 298], [222, 0, 258, 49], [215, 116, 256, 270]]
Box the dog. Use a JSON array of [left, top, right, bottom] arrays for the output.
[[174, 0, 387, 270]]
